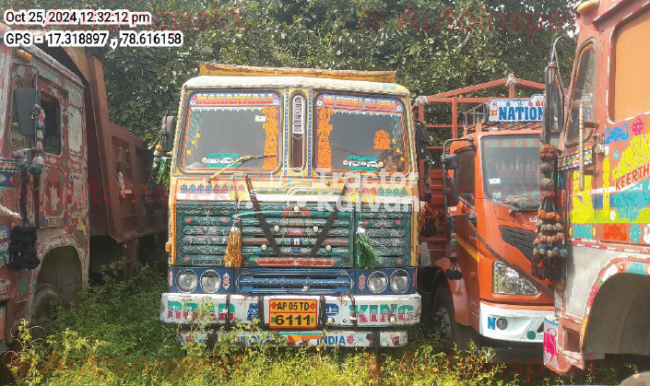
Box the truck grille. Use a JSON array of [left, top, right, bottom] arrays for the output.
[[175, 202, 411, 268], [236, 269, 352, 294], [360, 207, 411, 267], [500, 226, 535, 261], [176, 202, 353, 267]]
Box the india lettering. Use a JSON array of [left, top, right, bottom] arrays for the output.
[[615, 161, 650, 191]]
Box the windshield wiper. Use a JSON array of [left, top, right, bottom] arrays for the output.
[[207, 154, 273, 182], [508, 207, 538, 215]]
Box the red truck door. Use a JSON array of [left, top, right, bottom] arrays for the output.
[[36, 77, 71, 229]]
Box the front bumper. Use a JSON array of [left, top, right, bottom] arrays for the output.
[[179, 329, 409, 348], [479, 301, 551, 343], [162, 292, 420, 347]]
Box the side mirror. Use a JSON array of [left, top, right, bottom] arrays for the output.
[[543, 62, 565, 142], [415, 121, 428, 161], [13, 89, 38, 136], [442, 153, 459, 170], [160, 116, 176, 152]]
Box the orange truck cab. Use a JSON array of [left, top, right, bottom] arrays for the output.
[[417, 87, 554, 361]]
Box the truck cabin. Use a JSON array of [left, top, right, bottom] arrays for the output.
[[540, 0, 650, 376], [444, 98, 553, 345], [416, 84, 554, 358], [160, 64, 423, 348]]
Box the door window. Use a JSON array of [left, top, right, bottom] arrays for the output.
[[566, 44, 596, 142], [455, 149, 475, 206], [611, 8, 650, 121], [40, 92, 62, 154]]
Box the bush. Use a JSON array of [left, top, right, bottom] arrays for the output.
[[5, 267, 614, 385]]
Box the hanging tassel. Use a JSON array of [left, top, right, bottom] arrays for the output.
[[224, 219, 243, 268], [156, 156, 171, 190], [355, 226, 378, 269]]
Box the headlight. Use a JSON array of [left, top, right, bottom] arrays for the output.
[[390, 270, 409, 293], [493, 262, 538, 295], [200, 271, 220, 293], [177, 270, 198, 292], [368, 272, 388, 293]]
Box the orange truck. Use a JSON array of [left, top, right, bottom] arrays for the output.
[[416, 79, 555, 361], [538, 0, 650, 379]]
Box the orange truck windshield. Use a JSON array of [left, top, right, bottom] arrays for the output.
[[482, 135, 541, 209]]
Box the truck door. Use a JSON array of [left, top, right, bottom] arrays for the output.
[[452, 147, 480, 317], [561, 41, 599, 318], [36, 76, 69, 229]]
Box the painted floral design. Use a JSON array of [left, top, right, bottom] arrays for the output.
[[630, 224, 642, 243], [632, 116, 645, 136], [346, 335, 355, 345]]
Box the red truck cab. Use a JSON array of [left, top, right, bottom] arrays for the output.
[[0, 25, 166, 351]]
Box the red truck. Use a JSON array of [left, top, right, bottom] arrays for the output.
[[0, 24, 166, 351]]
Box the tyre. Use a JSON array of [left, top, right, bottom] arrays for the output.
[[29, 284, 61, 333], [619, 371, 650, 386], [432, 284, 479, 351]]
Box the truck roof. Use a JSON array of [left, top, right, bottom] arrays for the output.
[[185, 63, 410, 97]]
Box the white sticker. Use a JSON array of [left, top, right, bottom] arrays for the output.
[[489, 178, 501, 184], [255, 115, 267, 123]]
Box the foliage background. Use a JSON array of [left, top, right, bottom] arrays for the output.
[[3, 0, 577, 144]]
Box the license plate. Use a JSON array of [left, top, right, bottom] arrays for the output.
[[269, 299, 318, 329]]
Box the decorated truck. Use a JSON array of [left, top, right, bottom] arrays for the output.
[[159, 63, 423, 347], [538, 0, 650, 377], [415, 79, 558, 361], [0, 25, 167, 351]]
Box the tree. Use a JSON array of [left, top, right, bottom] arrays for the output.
[[2, 0, 576, 144]]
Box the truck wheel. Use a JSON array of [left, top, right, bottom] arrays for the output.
[[30, 284, 60, 332], [433, 285, 478, 351], [620, 371, 650, 386]]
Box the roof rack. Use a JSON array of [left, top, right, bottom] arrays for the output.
[[198, 62, 397, 83]]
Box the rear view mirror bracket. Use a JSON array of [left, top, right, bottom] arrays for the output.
[[160, 115, 176, 152]]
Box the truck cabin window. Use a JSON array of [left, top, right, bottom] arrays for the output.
[[566, 45, 596, 142], [315, 94, 407, 173], [455, 149, 475, 206], [482, 136, 541, 209], [181, 92, 281, 172], [11, 80, 30, 149], [40, 93, 62, 154], [611, 8, 650, 121]]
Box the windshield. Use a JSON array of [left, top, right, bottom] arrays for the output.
[[315, 94, 407, 173], [482, 136, 541, 209], [181, 92, 281, 171]]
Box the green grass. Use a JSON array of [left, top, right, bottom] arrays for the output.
[[3, 266, 616, 385]]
